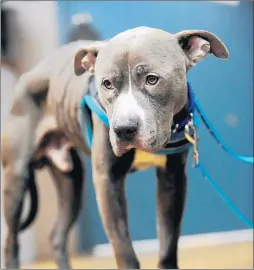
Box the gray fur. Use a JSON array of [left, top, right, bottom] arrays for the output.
[[1, 26, 228, 269]]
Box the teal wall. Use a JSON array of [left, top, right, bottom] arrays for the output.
[[57, 1, 253, 251]]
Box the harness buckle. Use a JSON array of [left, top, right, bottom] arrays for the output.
[[184, 113, 200, 167]]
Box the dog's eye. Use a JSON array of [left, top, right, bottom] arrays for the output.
[[146, 74, 159, 85], [103, 79, 113, 89]]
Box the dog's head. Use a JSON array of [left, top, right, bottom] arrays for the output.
[[74, 27, 229, 156]]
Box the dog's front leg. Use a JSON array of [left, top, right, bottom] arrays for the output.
[[156, 151, 188, 269], [92, 117, 139, 269]]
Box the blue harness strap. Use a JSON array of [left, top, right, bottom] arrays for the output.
[[79, 76, 109, 150], [78, 78, 253, 228]]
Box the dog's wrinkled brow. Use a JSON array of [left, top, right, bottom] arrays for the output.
[[135, 64, 150, 75]]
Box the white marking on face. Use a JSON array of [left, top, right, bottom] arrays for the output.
[[123, 56, 145, 121], [128, 62, 132, 94], [114, 92, 145, 122]]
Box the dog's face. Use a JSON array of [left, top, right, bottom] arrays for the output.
[[74, 27, 228, 156]]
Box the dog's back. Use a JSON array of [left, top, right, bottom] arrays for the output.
[[1, 40, 96, 165]]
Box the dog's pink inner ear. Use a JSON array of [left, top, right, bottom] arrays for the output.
[[74, 49, 97, 76], [176, 30, 229, 69], [81, 52, 96, 73], [182, 36, 211, 66]]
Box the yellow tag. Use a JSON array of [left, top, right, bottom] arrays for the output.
[[132, 150, 167, 171]]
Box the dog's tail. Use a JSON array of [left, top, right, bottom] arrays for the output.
[[19, 165, 38, 232]]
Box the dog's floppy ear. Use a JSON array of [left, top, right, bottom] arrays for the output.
[[74, 41, 106, 76], [175, 30, 229, 69]]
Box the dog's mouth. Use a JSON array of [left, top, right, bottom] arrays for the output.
[[111, 136, 168, 157], [112, 142, 129, 157]]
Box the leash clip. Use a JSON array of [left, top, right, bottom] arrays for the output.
[[185, 113, 200, 167], [172, 124, 179, 134]]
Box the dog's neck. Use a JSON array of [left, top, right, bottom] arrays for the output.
[[171, 82, 194, 134]]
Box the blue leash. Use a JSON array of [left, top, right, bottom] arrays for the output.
[[196, 162, 253, 228], [191, 85, 253, 228], [195, 98, 253, 164], [189, 83, 253, 228]]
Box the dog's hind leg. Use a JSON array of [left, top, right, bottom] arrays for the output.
[[156, 151, 188, 269], [1, 71, 48, 269], [2, 163, 35, 269], [2, 108, 40, 269], [2, 125, 37, 270], [48, 148, 84, 270]]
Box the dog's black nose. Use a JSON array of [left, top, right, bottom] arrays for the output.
[[113, 121, 139, 141]]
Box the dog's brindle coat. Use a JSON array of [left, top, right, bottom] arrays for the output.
[[1, 27, 228, 269]]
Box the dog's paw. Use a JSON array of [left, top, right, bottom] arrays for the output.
[[158, 262, 179, 269]]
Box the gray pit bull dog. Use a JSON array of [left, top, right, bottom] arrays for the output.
[[1, 26, 228, 269]]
